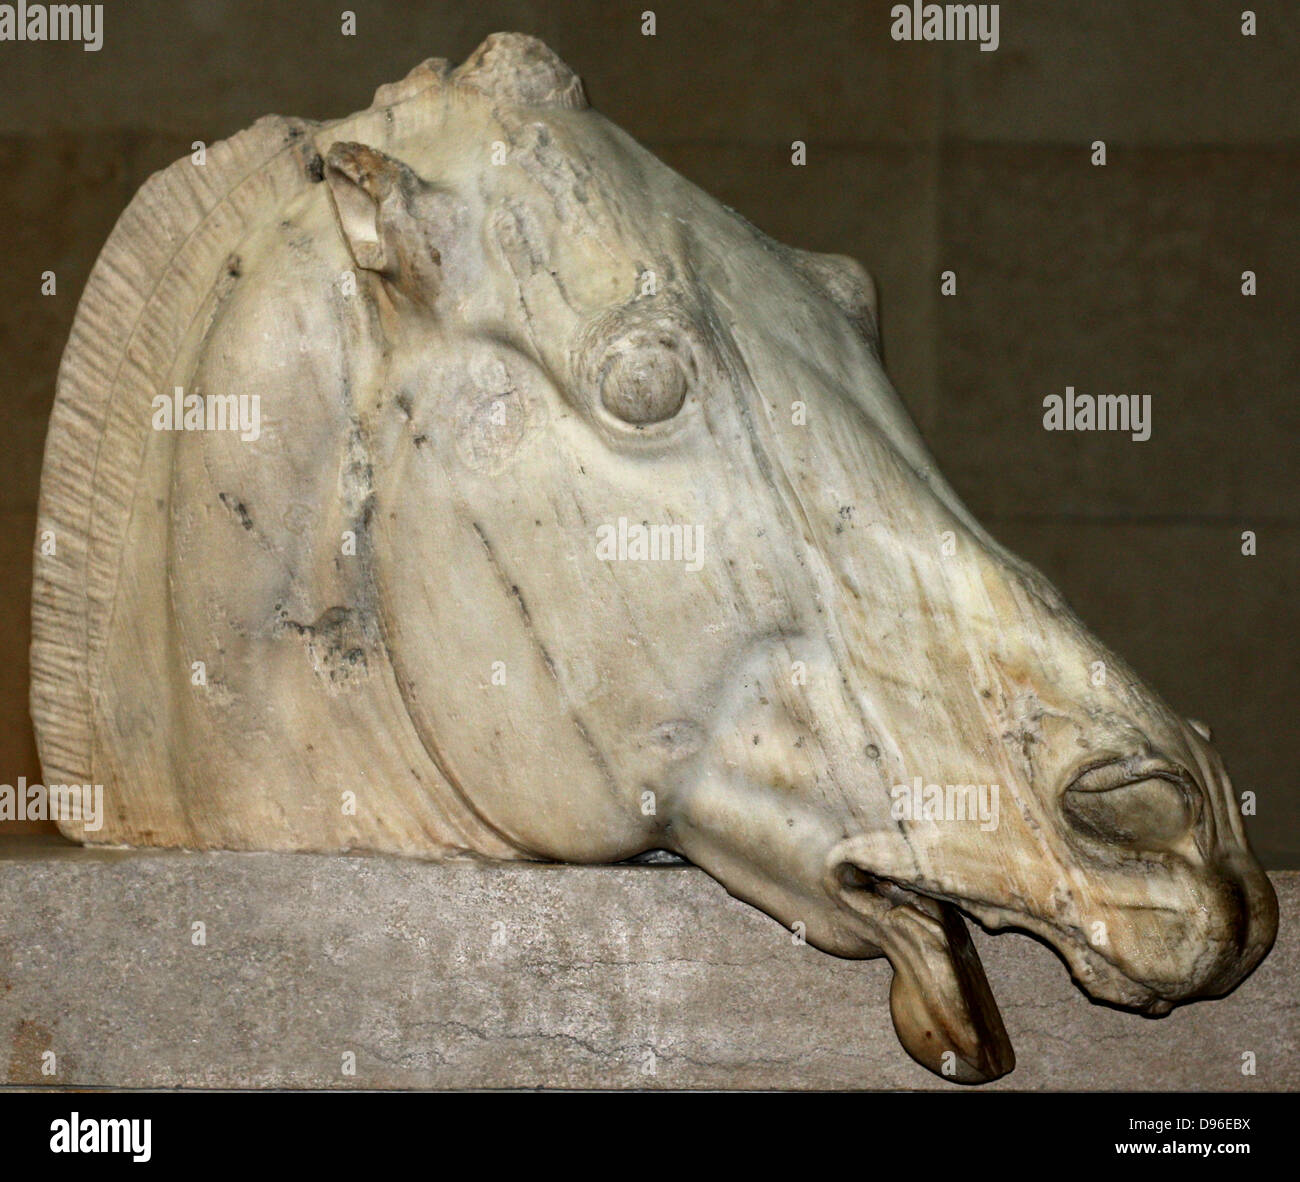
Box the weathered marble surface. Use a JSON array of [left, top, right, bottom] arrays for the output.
[[1, 844, 1293, 1091], [28, 32, 1278, 1084]]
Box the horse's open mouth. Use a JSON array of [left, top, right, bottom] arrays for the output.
[[829, 861, 1173, 1084], [830, 862, 1014, 1083]]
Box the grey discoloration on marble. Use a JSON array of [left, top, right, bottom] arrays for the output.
[[0, 846, 1294, 1091]]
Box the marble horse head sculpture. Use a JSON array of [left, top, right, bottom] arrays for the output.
[[31, 33, 1276, 1083]]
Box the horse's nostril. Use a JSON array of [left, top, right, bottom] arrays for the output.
[[1062, 760, 1196, 848]]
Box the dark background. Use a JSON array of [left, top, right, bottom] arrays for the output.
[[2, 1, 1296, 864]]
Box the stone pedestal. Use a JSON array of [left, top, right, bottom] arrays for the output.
[[1, 840, 1294, 1090]]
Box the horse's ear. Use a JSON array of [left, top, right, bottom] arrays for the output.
[[323, 141, 446, 301]]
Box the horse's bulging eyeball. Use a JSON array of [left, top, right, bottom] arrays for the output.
[[598, 339, 691, 425]]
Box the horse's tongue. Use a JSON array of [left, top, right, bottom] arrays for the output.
[[882, 894, 1015, 1083]]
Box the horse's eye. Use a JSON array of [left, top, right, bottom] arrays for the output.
[[597, 335, 692, 425]]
